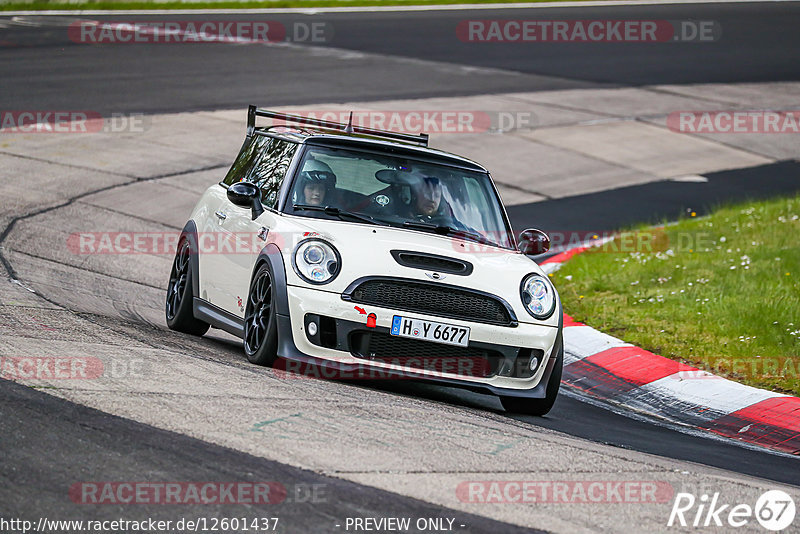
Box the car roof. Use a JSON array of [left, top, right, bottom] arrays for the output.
[[256, 126, 488, 173]]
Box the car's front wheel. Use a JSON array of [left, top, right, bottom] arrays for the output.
[[500, 348, 563, 416], [165, 239, 209, 336], [243, 264, 279, 366]]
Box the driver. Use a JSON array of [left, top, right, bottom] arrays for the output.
[[296, 160, 336, 206], [412, 176, 443, 217], [405, 174, 473, 233], [407, 175, 455, 222]]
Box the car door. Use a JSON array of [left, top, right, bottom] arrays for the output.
[[213, 135, 299, 317], [199, 135, 268, 308]]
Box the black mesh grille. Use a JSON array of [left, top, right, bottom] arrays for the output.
[[348, 279, 513, 326], [351, 331, 500, 378]]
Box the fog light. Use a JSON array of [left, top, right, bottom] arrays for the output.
[[308, 321, 318, 336], [529, 357, 539, 371]]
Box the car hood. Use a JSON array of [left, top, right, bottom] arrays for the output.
[[271, 215, 558, 327]]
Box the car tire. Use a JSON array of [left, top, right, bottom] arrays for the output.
[[165, 239, 210, 336], [500, 345, 563, 416], [243, 264, 279, 367]]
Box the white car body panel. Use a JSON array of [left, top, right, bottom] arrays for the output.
[[178, 125, 562, 397]]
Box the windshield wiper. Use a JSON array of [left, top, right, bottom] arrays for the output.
[[293, 204, 389, 226], [402, 221, 501, 248]]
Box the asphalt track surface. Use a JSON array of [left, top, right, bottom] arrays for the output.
[[0, 2, 799, 114], [0, 377, 538, 533], [512, 161, 800, 234], [2, 2, 800, 531]]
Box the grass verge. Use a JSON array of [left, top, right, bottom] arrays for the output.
[[552, 194, 800, 396], [0, 0, 598, 12]]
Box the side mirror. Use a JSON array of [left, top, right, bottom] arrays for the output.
[[227, 181, 264, 220], [518, 228, 550, 255]]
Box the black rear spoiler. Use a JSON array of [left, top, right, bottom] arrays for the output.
[[247, 105, 429, 147]]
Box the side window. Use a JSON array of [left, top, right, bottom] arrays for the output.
[[248, 138, 298, 209], [222, 136, 269, 186]]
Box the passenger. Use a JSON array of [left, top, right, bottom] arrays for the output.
[[297, 160, 336, 206]]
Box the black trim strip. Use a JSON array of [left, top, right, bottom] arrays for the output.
[[256, 243, 290, 316], [178, 220, 200, 298], [193, 298, 245, 338]]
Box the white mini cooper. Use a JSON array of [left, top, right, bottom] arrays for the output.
[[166, 107, 563, 415]]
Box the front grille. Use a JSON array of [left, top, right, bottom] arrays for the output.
[[350, 331, 500, 378], [345, 279, 514, 326]]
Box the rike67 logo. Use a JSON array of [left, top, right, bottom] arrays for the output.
[[668, 490, 796, 531]]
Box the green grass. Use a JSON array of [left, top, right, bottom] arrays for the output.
[[0, 0, 598, 12], [552, 195, 800, 396]]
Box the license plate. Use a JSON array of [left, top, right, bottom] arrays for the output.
[[390, 315, 470, 347]]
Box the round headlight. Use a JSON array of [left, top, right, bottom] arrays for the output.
[[293, 239, 341, 285], [520, 273, 556, 319], [303, 245, 325, 264]]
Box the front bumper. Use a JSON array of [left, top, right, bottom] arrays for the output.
[[275, 283, 562, 397]]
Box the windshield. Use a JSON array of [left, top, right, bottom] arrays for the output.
[[286, 145, 514, 249]]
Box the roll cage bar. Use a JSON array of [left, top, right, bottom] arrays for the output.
[[246, 106, 430, 147]]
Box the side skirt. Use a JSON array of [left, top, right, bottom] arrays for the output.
[[193, 298, 245, 339]]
